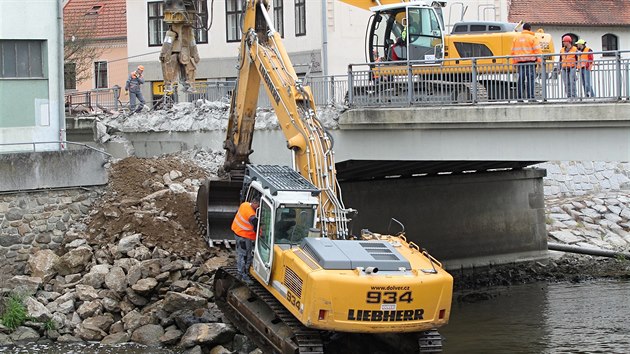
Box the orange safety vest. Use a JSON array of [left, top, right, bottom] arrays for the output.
[[560, 46, 578, 68], [231, 202, 257, 240], [510, 30, 542, 64], [578, 47, 594, 70]]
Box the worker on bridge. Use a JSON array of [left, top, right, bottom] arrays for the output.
[[510, 23, 542, 102], [560, 35, 578, 100]]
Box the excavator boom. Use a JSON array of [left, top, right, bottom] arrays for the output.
[[195, 2, 454, 352]]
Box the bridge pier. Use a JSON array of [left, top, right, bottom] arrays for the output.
[[340, 168, 548, 269]]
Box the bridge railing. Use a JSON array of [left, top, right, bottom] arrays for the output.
[[190, 75, 349, 108], [347, 50, 630, 107], [65, 87, 121, 114]]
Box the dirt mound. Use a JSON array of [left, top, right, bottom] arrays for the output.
[[87, 156, 214, 260]]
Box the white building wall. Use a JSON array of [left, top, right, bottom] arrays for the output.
[[0, 0, 64, 150], [127, 0, 325, 87], [542, 26, 630, 55], [125, 0, 629, 84]]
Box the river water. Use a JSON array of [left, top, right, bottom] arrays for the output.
[[1, 280, 628, 354], [441, 279, 630, 354]]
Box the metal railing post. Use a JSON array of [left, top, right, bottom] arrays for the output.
[[541, 56, 547, 102], [471, 58, 478, 103], [113, 86, 120, 110], [330, 76, 335, 105], [616, 51, 623, 100], [347, 66, 354, 106], [407, 62, 413, 105]]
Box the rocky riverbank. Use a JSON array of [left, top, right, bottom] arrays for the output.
[[2, 153, 630, 353]]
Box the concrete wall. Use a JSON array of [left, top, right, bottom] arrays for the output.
[[0, 0, 64, 150], [340, 168, 548, 269], [0, 149, 109, 192], [0, 187, 103, 283]]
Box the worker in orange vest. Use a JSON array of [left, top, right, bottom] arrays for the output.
[[559, 35, 578, 100], [576, 39, 596, 98], [511, 23, 542, 102], [232, 197, 260, 284]]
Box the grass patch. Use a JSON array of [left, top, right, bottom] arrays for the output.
[[44, 319, 56, 331], [0, 293, 29, 330]]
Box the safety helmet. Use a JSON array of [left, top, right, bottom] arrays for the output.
[[562, 35, 572, 43], [137, 65, 145, 71], [576, 39, 586, 45]]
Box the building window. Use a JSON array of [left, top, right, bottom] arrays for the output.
[[602, 33, 618, 57], [148, 1, 209, 46], [148, 2, 166, 47], [64, 63, 77, 90], [94, 61, 108, 88], [295, 0, 306, 36], [226, 0, 243, 42], [0, 40, 44, 78], [274, 0, 284, 37], [194, 0, 209, 44]]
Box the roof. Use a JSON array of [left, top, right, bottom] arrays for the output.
[[64, 0, 127, 40], [508, 0, 630, 26]]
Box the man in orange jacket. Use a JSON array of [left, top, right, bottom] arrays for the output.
[[559, 35, 578, 100], [510, 23, 542, 102], [232, 197, 260, 283], [576, 39, 596, 98]]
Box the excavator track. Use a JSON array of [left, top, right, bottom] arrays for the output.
[[214, 267, 324, 354]]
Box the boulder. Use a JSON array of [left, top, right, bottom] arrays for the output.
[[179, 323, 235, 348], [76, 300, 103, 319], [209, 345, 232, 354], [82, 264, 111, 289], [131, 324, 164, 346], [118, 234, 141, 254], [54, 246, 93, 275], [122, 310, 154, 332], [75, 314, 114, 341], [26, 250, 59, 282], [6, 276, 42, 296], [162, 292, 207, 313], [75, 284, 100, 301], [101, 332, 130, 345], [131, 278, 158, 295], [104, 266, 127, 293], [9, 326, 40, 343], [23, 296, 52, 322], [160, 328, 182, 345]]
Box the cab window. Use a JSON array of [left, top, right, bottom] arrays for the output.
[[274, 206, 315, 245], [256, 200, 273, 263]]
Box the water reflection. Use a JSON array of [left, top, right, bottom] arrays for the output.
[[441, 280, 630, 354]]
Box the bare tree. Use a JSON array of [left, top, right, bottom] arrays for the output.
[[63, 12, 107, 86]]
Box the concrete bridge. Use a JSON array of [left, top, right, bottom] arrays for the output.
[[63, 101, 630, 268]]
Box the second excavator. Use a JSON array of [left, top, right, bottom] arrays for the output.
[[192, 0, 453, 353]]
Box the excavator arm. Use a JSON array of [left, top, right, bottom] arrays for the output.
[[222, 0, 350, 239]]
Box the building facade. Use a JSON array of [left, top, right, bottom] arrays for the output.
[[0, 0, 65, 151], [63, 0, 128, 93]]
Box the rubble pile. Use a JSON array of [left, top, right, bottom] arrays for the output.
[[0, 155, 262, 353]]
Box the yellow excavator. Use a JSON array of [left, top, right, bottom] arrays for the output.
[[341, 0, 555, 101], [191, 0, 453, 352]]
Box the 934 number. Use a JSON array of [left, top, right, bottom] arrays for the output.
[[366, 291, 414, 304]]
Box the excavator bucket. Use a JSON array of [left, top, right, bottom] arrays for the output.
[[195, 178, 243, 247]]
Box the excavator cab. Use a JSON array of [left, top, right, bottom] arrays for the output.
[[368, 2, 446, 63], [243, 165, 320, 285]]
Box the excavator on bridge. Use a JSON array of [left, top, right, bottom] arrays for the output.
[[341, 0, 555, 101], [175, 0, 453, 353]]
